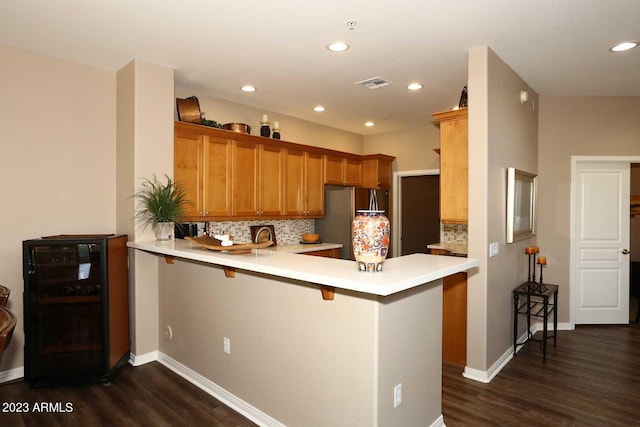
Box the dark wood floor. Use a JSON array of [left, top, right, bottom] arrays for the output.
[[0, 362, 256, 427], [1, 323, 638, 426], [443, 322, 640, 426]]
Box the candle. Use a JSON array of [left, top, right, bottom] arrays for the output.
[[525, 246, 539, 254], [274, 121, 279, 130], [262, 114, 268, 123], [537, 256, 547, 265]]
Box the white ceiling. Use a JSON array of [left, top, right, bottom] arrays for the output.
[[1, 0, 639, 135]]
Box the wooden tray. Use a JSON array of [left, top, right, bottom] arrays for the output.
[[185, 235, 274, 254]]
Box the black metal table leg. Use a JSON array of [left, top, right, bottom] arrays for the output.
[[553, 288, 558, 347], [513, 293, 519, 356], [542, 294, 548, 363]]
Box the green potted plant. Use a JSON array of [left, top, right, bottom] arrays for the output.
[[134, 174, 190, 240]]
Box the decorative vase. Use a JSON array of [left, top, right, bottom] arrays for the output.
[[351, 210, 390, 272], [154, 222, 174, 241], [260, 123, 271, 137]]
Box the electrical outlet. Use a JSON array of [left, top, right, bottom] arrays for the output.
[[394, 383, 402, 408], [223, 337, 231, 354], [489, 242, 499, 257]]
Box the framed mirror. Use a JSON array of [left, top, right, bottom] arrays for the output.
[[506, 168, 537, 243]]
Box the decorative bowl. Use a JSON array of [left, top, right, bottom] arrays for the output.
[[301, 233, 320, 243]]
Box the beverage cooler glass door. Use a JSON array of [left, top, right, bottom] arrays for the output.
[[24, 240, 105, 380]]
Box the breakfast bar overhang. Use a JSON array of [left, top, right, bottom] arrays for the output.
[[128, 240, 478, 426]]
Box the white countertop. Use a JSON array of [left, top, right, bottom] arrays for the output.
[[128, 239, 478, 297], [263, 242, 343, 254], [427, 242, 468, 256]]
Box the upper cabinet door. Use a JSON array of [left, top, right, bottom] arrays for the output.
[[174, 130, 203, 218], [259, 144, 285, 216], [203, 135, 233, 217], [433, 108, 468, 224], [284, 149, 305, 215], [231, 140, 259, 217], [344, 158, 363, 186], [305, 152, 324, 216]]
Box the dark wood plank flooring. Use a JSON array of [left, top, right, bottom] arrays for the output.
[[1, 323, 638, 426], [443, 322, 640, 426], [0, 362, 256, 427]]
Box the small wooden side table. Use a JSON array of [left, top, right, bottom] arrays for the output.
[[513, 282, 558, 363]]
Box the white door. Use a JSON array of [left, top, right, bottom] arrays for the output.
[[573, 161, 630, 324]]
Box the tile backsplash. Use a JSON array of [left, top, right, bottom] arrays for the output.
[[207, 219, 314, 245], [443, 223, 468, 244]]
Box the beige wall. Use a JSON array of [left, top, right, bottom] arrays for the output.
[[364, 126, 441, 172], [158, 258, 444, 426], [0, 44, 116, 372], [116, 60, 175, 358], [175, 88, 364, 154], [467, 47, 539, 371], [537, 96, 640, 321], [632, 166, 640, 262]]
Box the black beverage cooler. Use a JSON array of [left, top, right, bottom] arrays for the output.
[[23, 234, 129, 387]]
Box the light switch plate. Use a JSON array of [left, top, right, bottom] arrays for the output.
[[489, 242, 499, 257]]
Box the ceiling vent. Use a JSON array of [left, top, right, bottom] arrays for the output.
[[355, 77, 393, 90]]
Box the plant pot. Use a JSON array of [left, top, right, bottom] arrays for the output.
[[351, 210, 390, 272], [154, 222, 174, 241]]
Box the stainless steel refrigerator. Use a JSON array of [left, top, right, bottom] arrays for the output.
[[314, 185, 390, 260]]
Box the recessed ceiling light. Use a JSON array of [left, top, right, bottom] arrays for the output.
[[241, 85, 256, 92], [407, 83, 423, 91], [327, 41, 349, 52], [364, 121, 375, 127], [610, 41, 638, 52], [313, 106, 326, 112]]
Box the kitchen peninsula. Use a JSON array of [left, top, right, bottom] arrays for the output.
[[128, 240, 478, 426]]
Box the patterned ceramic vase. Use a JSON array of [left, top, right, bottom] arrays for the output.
[[351, 210, 390, 272]]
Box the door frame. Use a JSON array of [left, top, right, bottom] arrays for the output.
[[570, 156, 640, 327], [392, 169, 439, 258]]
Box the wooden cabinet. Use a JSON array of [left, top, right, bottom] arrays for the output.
[[284, 149, 324, 217], [174, 122, 394, 220], [231, 140, 259, 217], [258, 145, 285, 216], [432, 108, 468, 224], [442, 272, 467, 366], [362, 154, 394, 189], [231, 141, 285, 217], [302, 248, 340, 258], [324, 155, 362, 186], [174, 129, 232, 219]]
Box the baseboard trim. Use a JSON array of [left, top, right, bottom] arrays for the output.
[[0, 366, 24, 384], [431, 414, 446, 427], [157, 352, 284, 427], [129, 351, 159, 366]]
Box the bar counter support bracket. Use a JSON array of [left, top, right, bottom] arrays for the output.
[[321, 286, 335, 301], [224, 267, 236, 278]]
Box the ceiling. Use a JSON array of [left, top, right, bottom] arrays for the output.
[[1, 0, 639, 136]]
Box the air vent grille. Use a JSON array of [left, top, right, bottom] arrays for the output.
[[355, 77, 393, 90]]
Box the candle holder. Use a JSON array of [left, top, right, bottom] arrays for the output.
[[260, 122, 271, 138], [525, 246, 539, 283], [272, 121, 281, 139]]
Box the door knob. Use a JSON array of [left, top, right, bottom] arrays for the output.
[[621, 249, 631, 255]]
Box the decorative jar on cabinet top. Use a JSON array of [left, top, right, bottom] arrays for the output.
[[351, 210, 390, 272]]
